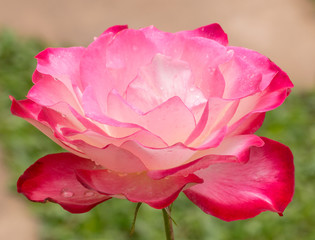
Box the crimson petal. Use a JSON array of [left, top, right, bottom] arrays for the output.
[[184, 137, 294, 221], [76, 169, 203, 209], [18, 153, 110, 213]]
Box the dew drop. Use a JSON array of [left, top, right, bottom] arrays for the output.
[[189, 87, 195, 92], [61, 189, 74, 198], [84, 191, 95, 197], [132, 45, 138, 51]]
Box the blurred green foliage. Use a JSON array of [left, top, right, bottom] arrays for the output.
[[0, 30, 315, 240]]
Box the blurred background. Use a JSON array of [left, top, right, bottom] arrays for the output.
[[0, 0, 314, 239]]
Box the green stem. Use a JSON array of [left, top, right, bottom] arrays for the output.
[[130, 203, 142, 236], [162, 206, 174, 240]]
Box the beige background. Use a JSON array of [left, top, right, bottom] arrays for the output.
[[0, 0, 315, 239]]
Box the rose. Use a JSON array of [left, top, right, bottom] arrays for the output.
[[11, 24, 294, 221]]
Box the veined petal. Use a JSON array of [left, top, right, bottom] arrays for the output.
[[185, 137, 294, 221], [17, 153, 110, 213]]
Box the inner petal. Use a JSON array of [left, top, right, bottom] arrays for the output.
[[125, 54, 206, 113]]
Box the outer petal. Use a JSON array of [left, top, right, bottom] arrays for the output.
[[185, 137, 294, 221], [28, 72, 82, 113], [178, 23, 228, 46], [10, 97, 86, 158], [35, 47, 85, 92], [227, 68, 293, 134], [17, 153, 110, 213], [76, 169, 203, 209], [99, 25, 128, 36]]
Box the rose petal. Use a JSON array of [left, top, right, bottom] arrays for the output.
[[184, 137, 294, 221], [99, 25, 128, 37], [65, 128, 167, 149], [109, 93, 196, 145], [17, 153, 110, 213], [28, 72, 82, 113], [74, 142, 147, 173], [140, 26, 184, 59], [125, 54, 206, 113], [104, 28, 157, 94], [180, 38, 230, 99], [187, 98, 239, 148], [35, 47, 85, 93], [121, 141, 197, 170], [228, 112, 266, 136], [10, 97, 86, 157], [148, 154, 237, 180], [227, 68, 293, 132], [76, 169, 202, 209], [178, 23, 228, 46], [203, 134, 265, 163]]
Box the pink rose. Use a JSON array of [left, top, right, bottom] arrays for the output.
[[11, 24, 294, 221]]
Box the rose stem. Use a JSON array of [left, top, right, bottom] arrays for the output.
[[162, 206, 174, 240]]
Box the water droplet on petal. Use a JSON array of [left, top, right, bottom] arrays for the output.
[[84, 191, 95, 197], [61, 189, 74, 198]]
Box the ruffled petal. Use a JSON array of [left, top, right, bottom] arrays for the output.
[[17, 153, 110, 213], [125, 54, 206, 113], [108, 94, 196, 145], [10, 97, 86, 157], [76, 169, 202, 209], [184, 137, 294, 221], [187, 98, 239, 148]]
